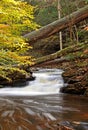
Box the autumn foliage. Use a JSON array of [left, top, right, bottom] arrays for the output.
[[0, 0, 38, 83], [0, 0, 38, 64]]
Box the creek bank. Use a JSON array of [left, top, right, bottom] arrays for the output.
[[33, 43, 88, 96], [0, 50, 35, 87], [0, 65, 35, 87], [61, 63, 88, 95]]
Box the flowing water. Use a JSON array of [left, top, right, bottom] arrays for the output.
[[0, 69, 88, 130]]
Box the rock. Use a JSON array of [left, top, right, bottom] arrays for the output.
[[19, 64, 32, 73], [0, 74, 12, 85], [60, 85, 86, 95], [0, 85, 4, 88], [59, 121, 75, 130], [59, 125, 74, 130], [71, 121, 88, 130], [84, 88, 88, 96], [58, 121, 88, 130], [61, 63, 88, 95], [0, 67, 35, 86]]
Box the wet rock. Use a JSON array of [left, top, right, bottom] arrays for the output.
[[61, 64, 88, 95], [84, 88, 88, 96], [71, 121, 88, 130], [58, 121, 88, 130], [60, 83, 86, 95], [59, 121, 75, 130]]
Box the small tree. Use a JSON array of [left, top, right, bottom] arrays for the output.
[[57, 0, 62, 50]]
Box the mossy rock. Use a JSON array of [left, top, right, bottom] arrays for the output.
[[18, 63, 32, 73], [0, 74, 12, 85], [7, 67, 32, 83], [0, 66, 33, 86], [0, 85, 3, 88]]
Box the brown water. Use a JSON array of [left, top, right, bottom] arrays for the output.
[[0, 69, 88, 130]]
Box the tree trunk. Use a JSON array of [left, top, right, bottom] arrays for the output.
[[57, 0, 63, 50], [24, 5, 88, 43]]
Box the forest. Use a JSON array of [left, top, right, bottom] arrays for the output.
[[0, 0, 88, 129], [0, 0, 88, 86]]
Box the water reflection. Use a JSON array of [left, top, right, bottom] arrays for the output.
[[0, 94, 88, 130]]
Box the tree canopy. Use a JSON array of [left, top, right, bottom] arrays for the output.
[[0, 0, 38, 54]]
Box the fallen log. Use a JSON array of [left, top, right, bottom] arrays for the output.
[[24, 5, 88, 43], [33, 43, 88, 65]]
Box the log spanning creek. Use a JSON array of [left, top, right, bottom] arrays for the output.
[[0, 69, 88, 130]]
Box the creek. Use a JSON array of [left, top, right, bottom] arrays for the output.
[[0, 68, 88, 130]]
